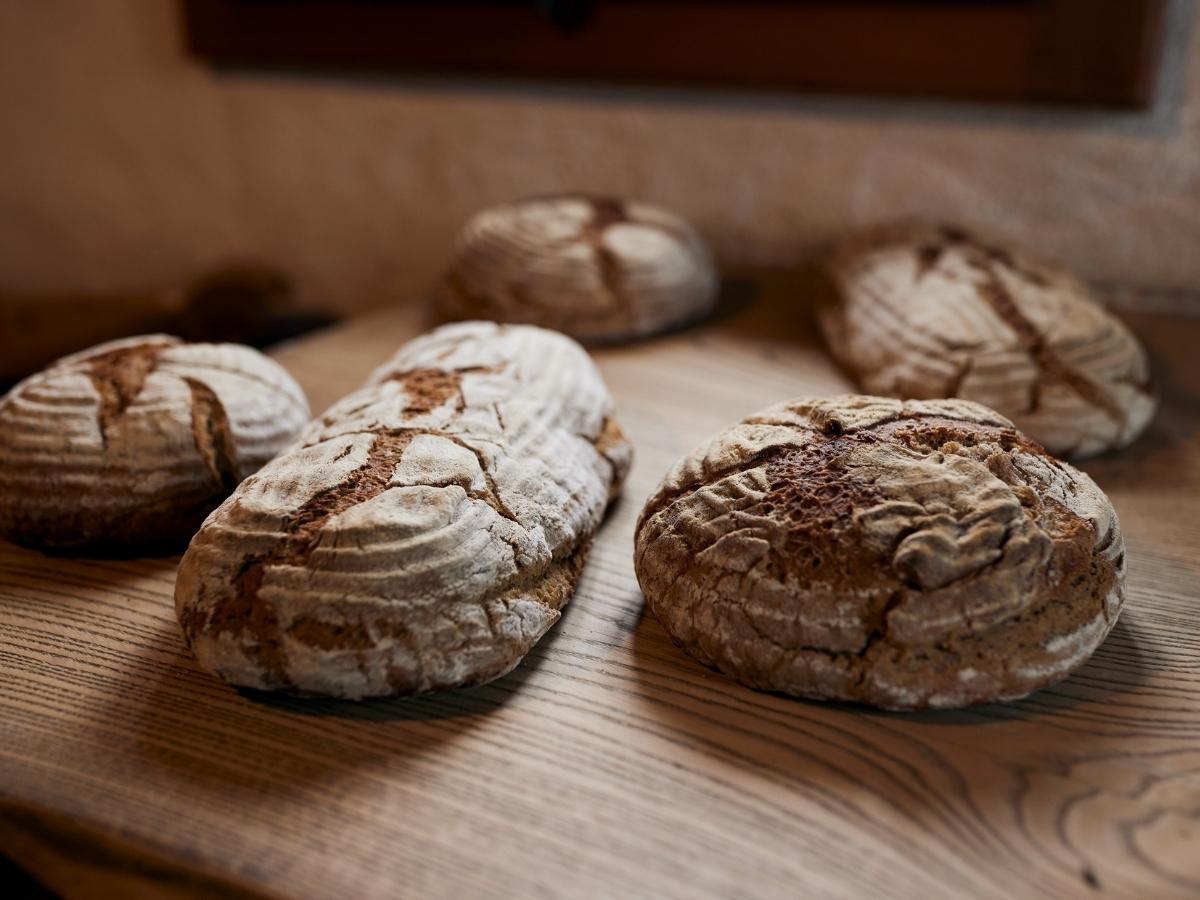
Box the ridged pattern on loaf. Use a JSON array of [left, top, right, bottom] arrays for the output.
[[438, 195, 718, 341], [175, 321, 632, 698], [820, 225, 1156, 458], [635, 395, 1125, 710], [0, 335, 311, 551]]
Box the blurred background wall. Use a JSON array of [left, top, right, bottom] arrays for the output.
[[1, 0, 1198, 316]]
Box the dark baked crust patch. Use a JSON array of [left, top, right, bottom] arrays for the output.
[[635, 395, 1124, 710], [86, 338, 177, 440]]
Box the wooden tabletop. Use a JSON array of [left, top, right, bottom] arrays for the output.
[[3, 276, 1199, 900]]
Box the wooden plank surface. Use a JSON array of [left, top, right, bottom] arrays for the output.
[[2, 276, 1199, 899]]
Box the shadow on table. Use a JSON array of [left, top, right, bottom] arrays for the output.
[[116, 599, 582, 795], [0, 539, 180, 593], [623, 598, 1174, 893], [892, 614, 1158, 727], [237, 645, 549, 723], [1077, 323, 1200, 484], [423, 274, 764, 351], [625, 592, 1162, 765], [707, 265, 833, 346]]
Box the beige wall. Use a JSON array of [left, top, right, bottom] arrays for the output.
[[2, 1, 1199, 315]]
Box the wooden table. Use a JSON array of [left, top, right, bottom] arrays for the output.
[[3, 277, 1199, 899]]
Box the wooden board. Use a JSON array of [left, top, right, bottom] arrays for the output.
[[3, 276, 1199, 899]]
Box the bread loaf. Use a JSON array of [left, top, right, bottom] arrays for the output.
[[176, 321, 632, 698], [0, 335, 310, 552], [635, 395, 1124, 710], [820, 225, 1155, 458], [437, 194, 718, 341]]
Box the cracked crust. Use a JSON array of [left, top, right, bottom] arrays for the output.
[[0, 334, 310, 552], [634, 395, 1125, 710], [436, 194, 718, 342], [176, 321, 632, 698], [820, 224, 1156, 458]]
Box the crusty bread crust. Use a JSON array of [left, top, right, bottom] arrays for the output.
[[820, 224, 1155, 458], [176, 322, 632, 698], [0, 335, 310, 552], [438, 195, 717, 342], [635, 395, 1124, 710]]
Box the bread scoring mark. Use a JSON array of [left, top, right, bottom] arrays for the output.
[[84, 340, 176, 444], [435, 431, 521, 524], [915, 244, 944, 279], [182, 377, 240, 495], [927, 225, 1053, 292], [586, 197, 629, 233], [183, 432, 413, 687], [382, 365, 499, 415], [970, 258, 1124, 423], [582, 198, 632, 314], [183, 424, 545, 683], [979, 243, 1050, 288]]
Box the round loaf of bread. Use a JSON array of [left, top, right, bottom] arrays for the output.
[[0, 335, 310, 552], [635, 395, 1125, 710], [819, 225, 1155, 458], [437, 194, 718, 341]]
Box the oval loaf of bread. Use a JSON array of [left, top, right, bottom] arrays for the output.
[[176, 321, 632, 698], [820, 225, 1155, 458], [437, 194, 718, 342], [0, 335, 310, 552], [635, 395, 1125, 710]]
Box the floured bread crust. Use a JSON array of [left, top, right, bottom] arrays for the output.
[[0, 335, 310, 552], [635, 395, 1125, 710], [821, 225, 1156, 458], [176, 321, 632, 698], [437, 195, 718, 341]]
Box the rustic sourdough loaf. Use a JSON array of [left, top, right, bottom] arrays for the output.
[[176, 321, 632, 698], [437, 194, 718, 341], [0, 335, 309, 552], [820, 225, 1155, 458], [635, 395, 1124, 710]]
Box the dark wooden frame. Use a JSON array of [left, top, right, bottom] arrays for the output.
[[183, 1, 1168, 108]]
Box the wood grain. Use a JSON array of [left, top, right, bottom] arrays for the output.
[[2, 273, 1198, 899]]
